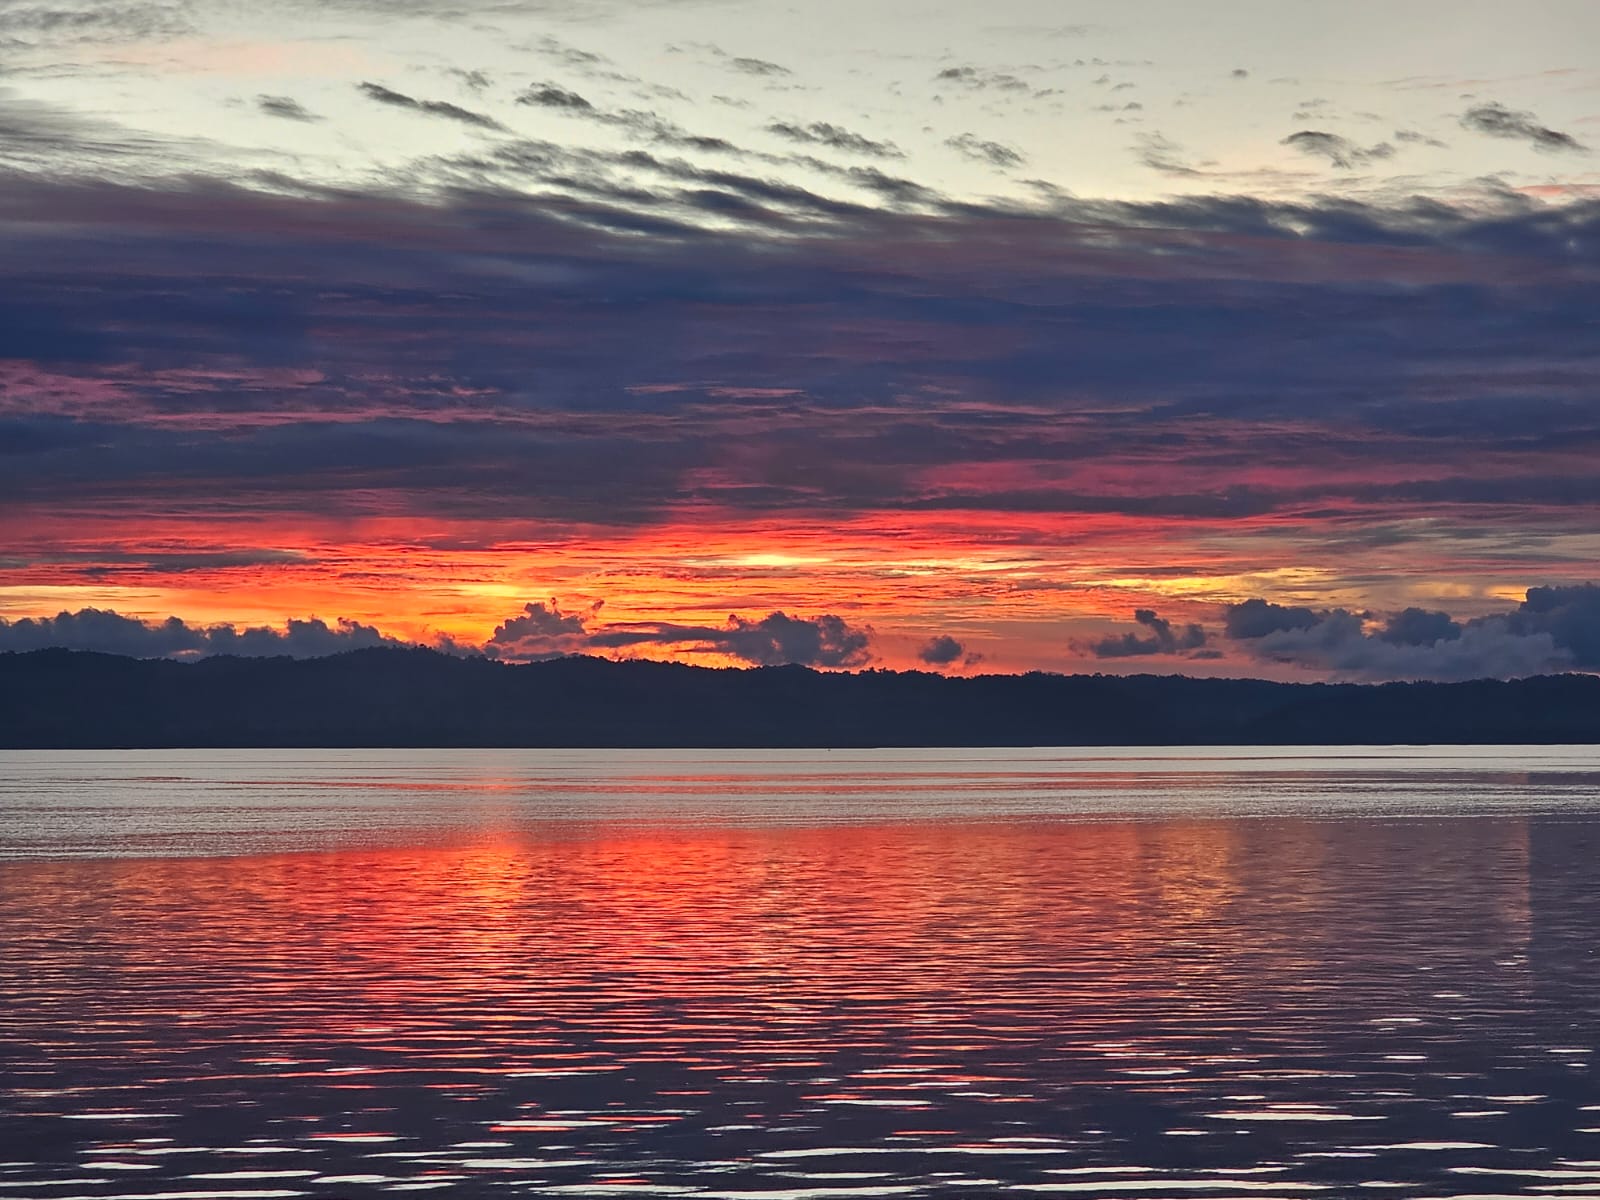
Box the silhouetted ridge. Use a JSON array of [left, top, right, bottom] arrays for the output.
[[2, 648, 1597, 747]]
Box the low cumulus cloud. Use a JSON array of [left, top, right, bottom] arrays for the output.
[[1459, 102, 1586, 153], [1222, 585, 1600, 680], [0, 608, 403, 659], [1087, 608, 1207, 658], [1282, 130, 1395, 169], [484, 600, 873, 668], [916, 634, 983, 671], [2, 601, 876, 669], [589, 611, 872, 668], [918, 634, 965, 666], [483, 598, 604, 661]]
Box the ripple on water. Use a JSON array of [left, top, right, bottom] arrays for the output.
[[0, 748, 1597, 1197]]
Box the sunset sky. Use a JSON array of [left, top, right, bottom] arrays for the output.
[[2, 0, 1598, 679]]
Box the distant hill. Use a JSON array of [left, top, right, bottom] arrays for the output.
[[2, 648, 1598, 748]]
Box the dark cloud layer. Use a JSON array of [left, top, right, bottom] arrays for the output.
[[0, 161, 1597, 538]]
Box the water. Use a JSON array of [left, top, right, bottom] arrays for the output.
[[0, 747, 1597, 1199]]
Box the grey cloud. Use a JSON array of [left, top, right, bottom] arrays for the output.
[[1136, 132, 1200, 175], [589, 611, 872, 668], [1225, 598, 1323, 640], [509, 89, 742, 154], [257, 95, 319, 122], [1505, 584, 1600, 667], [0, 608, 404, 659], [516, 83, 595, 112], [1088, 608, 1207, 658], [936, 66, 1031, 93], [1379, 607, 1461, 646], [946, 133, 1025, 169], [481, 600, 872, 668], [1222, 590, 1600, 681], [1282, 130, 1396, 169], [483, 599, 600, 660], [1394, 128, 1448, 148], [5, 169, 1600, 533], [917, 634, 964, 666], [357, 82, 507, 131], [765, 121, 902, 159], [0, 3, 191, 41], [1460, 102, 1586, 152], [728, 56, 791, 77]]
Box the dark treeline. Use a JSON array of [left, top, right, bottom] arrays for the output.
[[3, 647, 1599, 748]]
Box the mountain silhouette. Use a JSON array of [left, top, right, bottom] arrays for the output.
[[3, 648, 1598, 748]]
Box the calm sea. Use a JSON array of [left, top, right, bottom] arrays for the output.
[[1, 747, 1597, 1199]]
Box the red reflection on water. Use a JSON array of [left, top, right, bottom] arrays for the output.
[[0, 814, 1569, 1198]]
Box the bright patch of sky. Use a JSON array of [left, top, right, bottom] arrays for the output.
[[3, 0, 1596, 207]]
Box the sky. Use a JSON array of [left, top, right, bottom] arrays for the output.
[[2, 0, 1599, 679]]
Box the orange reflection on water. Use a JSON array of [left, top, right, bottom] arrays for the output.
[[0, 812, 1583, 1199]]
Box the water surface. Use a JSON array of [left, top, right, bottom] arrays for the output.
[[1, 747, 1597, 1198]]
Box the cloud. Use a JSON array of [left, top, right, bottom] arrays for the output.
[[945, 133, 1025, 169], [510, 86, 741, 153], [1505, 584, 1600, 667], [588, 611, 873, 668], [1379, 606, 1461, 646], [1087, 608, 1207, 658], [0, 3, 192, 42], [515, 83, 595, 112], [727, 56, 791, 77], [1136, 132, 1200, 175], [484, 598, 602, 660], [357, 82, 506, 131], [3, 168, 1600, 541], [256, 95, 319, 122], [1460, 102, 1586, 153], [917, 634, 964, 666], [3, 601, 875, 670], [1282, 130, 1395, 169], [765, 121, 902, 159], [478, 600, 873, 667], [1394, 128, 1447, 149], [935, 66, 1031, 93], [1220, 589, 1600, 680], [1223, 598, 1322, 639], [0, 608, 404, 658]]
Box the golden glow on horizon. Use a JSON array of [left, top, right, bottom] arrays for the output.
[[3, 496, 1588, 674]]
